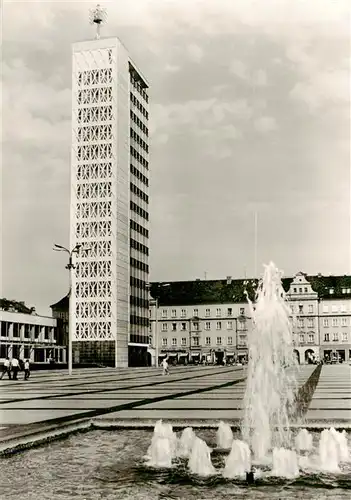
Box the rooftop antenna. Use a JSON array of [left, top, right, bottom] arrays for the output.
[[89, 4, 107, 40]]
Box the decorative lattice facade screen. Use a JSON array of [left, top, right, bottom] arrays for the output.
[[71, 42, 118, 342]]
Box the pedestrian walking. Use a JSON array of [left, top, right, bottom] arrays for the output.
[[0, 357, 12, 380], [162, 357, 169, 375], [11, 357, 19, 380], [24, 359, 31, 380]]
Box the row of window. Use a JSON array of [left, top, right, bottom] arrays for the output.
[[322, 304, 349, 313], [130, 182, 148, 204], [130, 295, 149, 309], [160, 336, 237, 347], [130, 163, 148, 187], [298, 332, 349, 343], [297, 334, 314, 343], [158, 305, 351, 319], [130, 257, 149, 274], [159, 307, 245, 319], [296, 318, 315, 328], [291, 286, 310, 294], [130, 219, 149, 239], [130, 92, 148, 120], [130, 333, 149, 344], [130, 200, 149, 221], [160, 321, 236, 332], [130, 315, 149, 327], [324, 332, 348, 342], [130, 238, 149, 256], [130, 276, 147, 290], [130, 128, 149, 154], [291, 304, 314, 314], [322, 318, 350, 327], [130, 73, 149, 103], [130, 110, 148, 138], [0, 322, 53, 339], [130, 145, 148, 170]]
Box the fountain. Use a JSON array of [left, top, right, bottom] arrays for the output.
[[216, 421, 233, 449], [329, 428, 349, 462], [223, 439, 251, 478], [176, 426, 196, 458], [188, 437, 216, 476], [145, 420, 178, 467], [143, 263, 350, 485], [295, 428, 313, 453], [319, 429, 340, 473], [318, 428, 349, 473], [241, 262, 299, 461], [271, 448, 299, 478]]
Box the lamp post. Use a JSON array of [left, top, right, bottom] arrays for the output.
[[53, 243, 82, 376]]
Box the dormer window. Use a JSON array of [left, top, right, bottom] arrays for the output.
[[329, 288, 334, 295], [299, 304, 303, 313], [293, 288, 297, 293]]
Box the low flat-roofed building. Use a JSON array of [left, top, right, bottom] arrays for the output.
[[0, 308, 67, 365]]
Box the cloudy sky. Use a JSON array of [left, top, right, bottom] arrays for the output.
[[1, 0, 350, 314]]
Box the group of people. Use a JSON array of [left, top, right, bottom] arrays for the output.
[[0, 357, 31, 381]]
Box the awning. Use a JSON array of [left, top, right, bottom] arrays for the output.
[[191, 352, 200, 357], [167, 353, 178, 357], [226, 352, 235, 357], [178, 353, 188, 357]]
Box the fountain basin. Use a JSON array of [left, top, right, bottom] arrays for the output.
[[1, 428, 350, 500]]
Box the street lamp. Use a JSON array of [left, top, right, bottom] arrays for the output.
[[53, 243, 83, 376], [146, 282, 170, 367]]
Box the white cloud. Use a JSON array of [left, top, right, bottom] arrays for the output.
[[290, 69, 349, 111], [255, 69, 268, 87], [187, 43, 204, 63], [254, 116, 277, 133], [229, 60, 247, 80], [164, 63, 180, 73]]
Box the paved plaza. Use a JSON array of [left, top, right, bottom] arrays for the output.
[[0, 364, 350, 453]]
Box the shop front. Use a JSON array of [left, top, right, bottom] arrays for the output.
[[321, 347, 349, 364], [189, 349, 201, 364]]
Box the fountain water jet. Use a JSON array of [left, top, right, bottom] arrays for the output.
[[329, 428, 349, 462], [223, 440, 251, 478], [271, 448, 299, 479], [146, 420, 178, 467], [319, 429, 340, 473], [188, 437, 216, 476], [176, 427, 196, 458], [241, 262, 299, 461], [216, 421, 233, 449], [295, 428, 313, 453]]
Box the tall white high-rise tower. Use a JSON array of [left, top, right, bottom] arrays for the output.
[[70, 12, 150, 367]]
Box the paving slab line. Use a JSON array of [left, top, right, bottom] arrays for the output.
[[0, 376, 245, 456]]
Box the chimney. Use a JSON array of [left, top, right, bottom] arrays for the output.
[[226, 276, 232, 285]]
